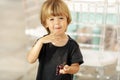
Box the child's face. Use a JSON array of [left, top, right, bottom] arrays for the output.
[[46, 15, 68, 35]]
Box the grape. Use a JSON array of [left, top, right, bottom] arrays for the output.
[[56, 64, 64, 75]]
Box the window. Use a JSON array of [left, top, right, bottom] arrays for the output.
[[65, 0, 120, 51]]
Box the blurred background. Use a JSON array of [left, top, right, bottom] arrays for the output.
[[0, 0, 120, 80]]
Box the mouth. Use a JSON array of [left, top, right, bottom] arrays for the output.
[[54, 25, 62, 30], [55, 27, 61, 29]]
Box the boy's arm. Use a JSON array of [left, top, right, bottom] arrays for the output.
[[27, 39, 43, 64], [60, 63, 80, 74], [27, 34, 54, 64]]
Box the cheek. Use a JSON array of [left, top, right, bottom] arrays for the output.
[[46, 22, 52, 28], [63, 22, 68, 28], [48, 25, 54, 32]]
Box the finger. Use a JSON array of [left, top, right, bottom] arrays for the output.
[[64, 65, 70, 72], [59, 69, 65, 74], [47, 34, 54, 40], [51, 31, 58, 37], [64, 65, 69, 69]]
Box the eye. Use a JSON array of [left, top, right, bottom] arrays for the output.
[[49, 18, 54, 21], [59, 17, 64, 20]]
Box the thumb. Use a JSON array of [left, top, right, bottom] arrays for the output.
[[64, 65, 70, 71]]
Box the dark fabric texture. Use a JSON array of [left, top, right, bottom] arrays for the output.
[[36, 35, 84, 80]]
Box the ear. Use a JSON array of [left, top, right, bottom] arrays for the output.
[[44, 25, 48, 28], [45, 24, 48, 28], [45, 26, 48, 29]]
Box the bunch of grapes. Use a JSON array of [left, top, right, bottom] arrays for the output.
[[56, 64, 65, 75]]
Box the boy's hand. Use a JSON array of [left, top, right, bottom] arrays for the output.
[[59, 63, 80, 74], [59, 65, 70, 74], [40, 34, 55, 44]]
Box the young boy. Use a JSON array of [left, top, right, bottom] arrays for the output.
[[27, 0, 84, 80]]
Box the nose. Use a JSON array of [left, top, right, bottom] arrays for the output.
[[54, 18, 59, 25]]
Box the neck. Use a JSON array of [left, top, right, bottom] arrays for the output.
[[53, 33, 67, 39], [51, 33, 69, 46]]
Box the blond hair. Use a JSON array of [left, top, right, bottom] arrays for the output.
[[40, 0, 71, 33]]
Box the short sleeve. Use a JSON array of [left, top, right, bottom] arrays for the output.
[[32, 37, 45, 61], [70, 42, 84, 65], [32, 34, 48, 47], [32, 38, 40, 47]]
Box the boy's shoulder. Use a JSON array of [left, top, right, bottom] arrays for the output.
[[68, 35, 79, 47]]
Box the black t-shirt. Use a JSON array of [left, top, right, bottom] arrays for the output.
[[36, 35, 84, 80]]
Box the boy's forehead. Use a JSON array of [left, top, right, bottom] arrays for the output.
[[47, 15, 66, 18], [46, 10, 66, 17]]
